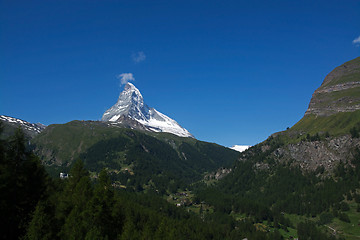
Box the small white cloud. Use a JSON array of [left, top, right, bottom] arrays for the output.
[[353, 36, 360, 45], [132, 51, 146, 63], [117, 73, 135, 85]]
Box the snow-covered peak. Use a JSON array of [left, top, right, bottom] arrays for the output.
[[124, 82, 139, 92], [102, 83, 149, 122], [121, 82, 144, 104], [102, 84, 193, 138], [230, 145, 250, 152]]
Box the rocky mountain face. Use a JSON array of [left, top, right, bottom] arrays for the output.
[[0, 115, 46, 139], [305, 57, 360, 116], [248, 133, 360, 172], [204, 167, 232, 181], [241, 57, 360, 172], [278, 135, 360, 171], [102, 83, 193, 138]]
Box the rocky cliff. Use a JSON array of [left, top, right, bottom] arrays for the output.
[[275, 135, 359, 171], [305, 57, 360, 116], [242, 57, 360, 172]]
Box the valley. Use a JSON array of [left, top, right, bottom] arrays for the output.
[[1, 56, 360, 239]]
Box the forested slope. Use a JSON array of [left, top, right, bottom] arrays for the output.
[[0, 126, 283, 240], [32, 120, 240, 193]]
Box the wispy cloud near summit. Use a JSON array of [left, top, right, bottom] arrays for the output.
[[117, 73, 135, 85], [132, 51, 146, 63], [353, 36, 360, 46]]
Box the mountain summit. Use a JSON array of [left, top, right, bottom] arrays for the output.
[[305, 57, 360, 117], [102, 83, 193, 138]]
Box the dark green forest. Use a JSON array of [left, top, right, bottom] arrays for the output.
[[78, 132, 239, 194]]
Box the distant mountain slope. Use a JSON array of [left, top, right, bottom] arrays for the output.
[[102, 83, 193, 138], [0, 115, 46, 140], [32, 120, 239, 190]]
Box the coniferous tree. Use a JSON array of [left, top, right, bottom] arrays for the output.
[[25, 199, 57, 240], [58, 160, 93, 239], [0, 127, 48, 240], [89, 169, 117, 238]]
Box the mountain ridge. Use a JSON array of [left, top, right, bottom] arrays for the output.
[[0, 115, 46, 139], [305, 56, 360, 117]]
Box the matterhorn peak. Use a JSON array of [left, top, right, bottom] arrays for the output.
[[122, 82, 142, 99], [102, 83, 193, 138]]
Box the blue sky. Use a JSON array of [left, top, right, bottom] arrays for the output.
[[1, 0, 360, 147]]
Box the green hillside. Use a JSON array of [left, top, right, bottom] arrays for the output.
[[194, 57, 360, 239], [302, 56, 360, 121], [290, 110, 360, 136], [289, 56, 360, 137], [195, 134, 360, 240], [320, 57, 360, 88], [32, 120, 240, 193]]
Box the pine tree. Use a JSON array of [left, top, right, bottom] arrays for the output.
[[120, 216, 140, 240], [89, 169, 117, 238], [58, 160, 93, 239], [0, 127, 48, 240], [25, 199, 57, 240]]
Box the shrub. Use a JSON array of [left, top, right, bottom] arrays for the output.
[[338, 213, 350, 223], [318, 212, 334, 225]]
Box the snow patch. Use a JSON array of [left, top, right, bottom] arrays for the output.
[[0, 115, 46, 134], [230, 145, 250, 152]]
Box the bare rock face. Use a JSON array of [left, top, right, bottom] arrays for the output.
[[247, 134, 360, 172], [305, 57, 360, 116], [273, 135, 360, 171], [204, 167, 232, 181]]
